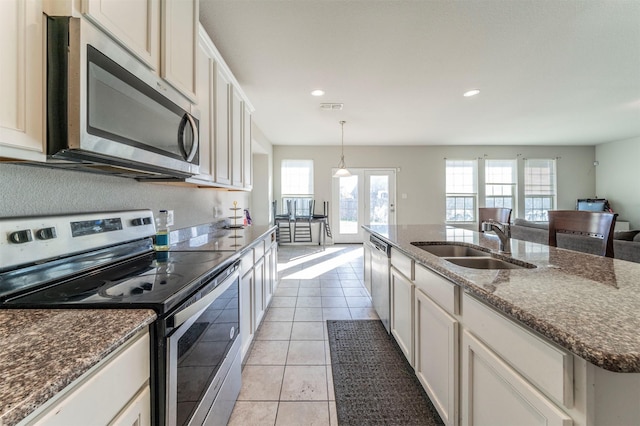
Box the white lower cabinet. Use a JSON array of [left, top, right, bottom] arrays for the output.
[[240, 266, 254, 360], [390, 266, 414, 365], [363, 241, 372, 296], [109, 386, 151, 426], [265, 242, 277, 306], [414, 288, 459, 426], [371, 244, 640, 426], [24, 330, 150, 426], [461, 330, 572, 426], [239, 231, 278, 362], [253, 256, 266, 329]]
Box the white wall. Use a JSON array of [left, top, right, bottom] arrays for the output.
[[274, 145, 596, 225], [250, 123, 274, 226], [596, 137, 640, 228]]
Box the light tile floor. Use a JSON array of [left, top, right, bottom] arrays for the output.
[[228, 244, 377, 426]]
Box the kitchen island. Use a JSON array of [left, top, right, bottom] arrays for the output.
[[0, 309, 156, 426], [364, 224, 640, 426]]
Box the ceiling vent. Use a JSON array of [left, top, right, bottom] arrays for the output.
[[320, 103, 344, 111]]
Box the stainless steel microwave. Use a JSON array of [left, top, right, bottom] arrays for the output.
[[45, 16, 199, 179]]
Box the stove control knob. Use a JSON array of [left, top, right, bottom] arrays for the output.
[[132, 217, 153, 226], [9, 229, 33, 244], [36, 227, 57, 240]]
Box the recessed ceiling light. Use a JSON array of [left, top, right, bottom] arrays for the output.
[[311, 89, 325, 97], [463, 89, 480, 97]]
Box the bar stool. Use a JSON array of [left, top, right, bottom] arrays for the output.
[[548, 210, 617, 257]]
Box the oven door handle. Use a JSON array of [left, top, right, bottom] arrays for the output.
[[173, 270, 238, 329]]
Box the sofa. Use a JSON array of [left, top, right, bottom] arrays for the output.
[[510, 218, 640, 264]]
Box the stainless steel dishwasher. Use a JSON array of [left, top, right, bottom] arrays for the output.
[[367, 234, 391, 333]]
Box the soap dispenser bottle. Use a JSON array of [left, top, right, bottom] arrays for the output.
[[155, 210, 170, 251]]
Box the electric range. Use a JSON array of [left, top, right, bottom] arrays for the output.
[[0, 210, 244, 426]]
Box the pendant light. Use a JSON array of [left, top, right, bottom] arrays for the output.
[[333, 120, 351, 177]]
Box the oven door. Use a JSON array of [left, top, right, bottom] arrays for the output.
[[166, 268, 240, 426]]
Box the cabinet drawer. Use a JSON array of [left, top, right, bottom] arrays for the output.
[[240, 249, 254, 274], [415, 264, 459, 316], [463, 294, 573, 407], [391, 248, 414, 280], [254, 239, 265, 260]]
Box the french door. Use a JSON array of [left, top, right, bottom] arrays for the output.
[[331, 168, 396, 243]]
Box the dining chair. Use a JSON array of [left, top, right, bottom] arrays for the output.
[[547, 210, 618, 257], [478, 208, 512, 231]]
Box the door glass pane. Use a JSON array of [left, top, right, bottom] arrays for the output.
[[339, 175, 358, 234], [369, 175, 389, 225]]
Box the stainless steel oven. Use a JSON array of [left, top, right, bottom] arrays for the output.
[[43, 17, 199, 179], [163, 262, 241, 426]]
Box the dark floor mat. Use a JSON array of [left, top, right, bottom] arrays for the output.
[[327, 320, 445, 426]]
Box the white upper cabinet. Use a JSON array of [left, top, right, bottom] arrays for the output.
[[231, 88, 243, 188], [243, 103, 253, 190], [196, 26, 254, 190], [214, 64, 231, 185], [0, 0, 46, 161], [82, 0, 160, 69], [79, 0, 197, 101], [187, 37, 213, 183], [161, 0, 198, 101]]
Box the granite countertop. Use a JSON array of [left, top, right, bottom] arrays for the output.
[[0, 309, 156, 426], [170, 222, 276, 252], [364, 224, 640, 373]]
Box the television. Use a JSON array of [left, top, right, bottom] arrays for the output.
[[576, 198, 609, 212]]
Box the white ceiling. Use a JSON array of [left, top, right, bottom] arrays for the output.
[[199, 0, 640, 147]]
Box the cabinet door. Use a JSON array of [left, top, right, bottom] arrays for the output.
[[242, 104, 252, 189], [230, 88, 243, 187], [270, 243, 278, 293], [109, 386, 151, 426], [264, 243, 278, 307], [390, 266, 413, 365], [414, 289, 458, 426], [188, 37, 213, 182], [82, 0, 159, 69], [363, 242, 372, 296], [160, 0, 197, 101], [461, 330, 573, 426], [253, 257, 266, 329], [240, 269, 254, 361], [214, 64, 231, 185], [0, 0, 45, 161]]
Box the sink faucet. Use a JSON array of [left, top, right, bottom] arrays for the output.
[[481, 220, 511, 254]]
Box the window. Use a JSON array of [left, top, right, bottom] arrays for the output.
[[524, 159, 556, 222], [485, 159, 516, 212], [445, 159, 477, 222], [281, 160, 314, 216]]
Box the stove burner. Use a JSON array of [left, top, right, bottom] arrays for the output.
[[98, 273, 185, 298]]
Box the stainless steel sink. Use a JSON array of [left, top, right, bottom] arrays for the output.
[[411, 242, 536, 270], [411, 243, 489, 257], [444, 257, 532, 270]]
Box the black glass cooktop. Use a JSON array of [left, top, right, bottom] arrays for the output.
[[2, 251, 235, 315]]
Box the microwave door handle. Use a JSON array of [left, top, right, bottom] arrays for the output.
[[178, 113, 199, 163]]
